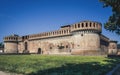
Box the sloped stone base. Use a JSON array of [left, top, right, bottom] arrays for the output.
[[71, 50, 106, 55]]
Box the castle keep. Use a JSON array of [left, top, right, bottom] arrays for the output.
[[4, 21, 118, 55]]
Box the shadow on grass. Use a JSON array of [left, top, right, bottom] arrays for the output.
[[27, 57, 120, 75]]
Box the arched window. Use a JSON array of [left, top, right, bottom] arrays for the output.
[[50, 47, 52, 49], [66, 45, 68, 48]]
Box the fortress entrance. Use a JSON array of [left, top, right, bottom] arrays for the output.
[[38, 48, 42, 54], [25, 42, 28, 50]]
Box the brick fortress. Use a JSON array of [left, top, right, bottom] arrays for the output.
[[3, 21, 118, 55]]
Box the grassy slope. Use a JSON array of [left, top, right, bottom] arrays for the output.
[[0, 55, 120, 75]]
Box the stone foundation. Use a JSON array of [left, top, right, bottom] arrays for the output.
[[71, 50, 106, 55]]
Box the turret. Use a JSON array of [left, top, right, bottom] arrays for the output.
[[71, 21, 102, 55], [108, 40, 118, 55], [4, 34, 19, 53], [71, 20, 102, 33]]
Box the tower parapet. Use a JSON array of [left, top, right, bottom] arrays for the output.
[[4, 34, 19, 53], [4, 34, 19, 42], [71, 21, 102, 55], [71, 21, 102, 33]]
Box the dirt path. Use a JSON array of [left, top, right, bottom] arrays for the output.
[[0, 71, 8, 75], [0, 71, 22, 75], [106, 64, 120, 75]]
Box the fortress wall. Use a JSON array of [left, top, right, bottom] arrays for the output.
[[4, 42, 18, 53], [118, 49, 120, 55], [108, 41, 118, 55], [18, 42, 22, 53], [17, 21, 102, 55], [18, 41, 27, 53], [71, 31, 100, 55], [100, 34, 109, 54], [18, 21, 102, 44], [4, 21, 113, 55], [20, 35, 73, 54]]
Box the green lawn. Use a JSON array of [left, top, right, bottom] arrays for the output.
[[0, 55, 120, 75]]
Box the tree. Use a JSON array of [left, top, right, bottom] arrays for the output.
[[118, 44, 120, 49], [100, 0, 120, 35], [0, 42, 4, 48]]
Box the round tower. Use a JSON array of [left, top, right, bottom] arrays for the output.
[[4, 34, 19, 53], [71, 21, 102, 55], [108, 40, 118, 55]]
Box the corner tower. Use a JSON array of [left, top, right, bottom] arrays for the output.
[[71, 21, 102, 55], [108, 40, 118, 55], [4, 34, 19, 53]]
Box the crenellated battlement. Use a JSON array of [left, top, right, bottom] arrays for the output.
[[109, 40, 118, 43], [100, 34, 109, 42], [27, 28, 71, 40], [17, 21, 102, 41], [4, 34, 19, 53], [71, 21, 102, 33], [4, 34, 19, 42], [4, 21, 102, 42]]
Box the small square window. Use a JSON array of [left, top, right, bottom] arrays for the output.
[[81, 34, 83, 36]]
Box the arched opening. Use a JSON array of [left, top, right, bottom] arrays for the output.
[[78, 24, 80, 28], [25, 42, 28, 50], [81, 34, 83, 36], [66, 45, 68, 48], [86, 23, 88, 27], [38, 48, 42, 54], [82, 23, 84, 27], [23, 42, 29, 53], [90, 22, 92, 27], [93, 23, 95, 27]]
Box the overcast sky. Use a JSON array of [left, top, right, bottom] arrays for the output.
[[0, 0, 119, 43]]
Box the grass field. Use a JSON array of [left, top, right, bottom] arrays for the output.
[[0, 55, 120, 75]]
